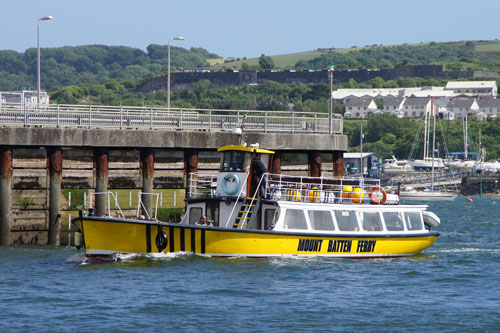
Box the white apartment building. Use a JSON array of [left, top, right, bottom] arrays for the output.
[[445, 81, 497, 97], [0, 91, 50, 105]]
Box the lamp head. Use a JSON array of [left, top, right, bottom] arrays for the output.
[[40, 16, 53, 21], [173, 37, 185, 41]]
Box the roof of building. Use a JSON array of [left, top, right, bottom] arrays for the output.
[[477, 98, 500, 107], [403, 97, 431, 106], [384, 97, 404, 107], [445, 81, 497, 90], [447, 98, 477, 108], [345, 99, 376, 107]]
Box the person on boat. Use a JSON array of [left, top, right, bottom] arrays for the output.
[[198, 215, 208, 225], [251, 154, 268, 198]]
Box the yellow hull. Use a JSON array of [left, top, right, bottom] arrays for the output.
[[77, 217, 438, 259]]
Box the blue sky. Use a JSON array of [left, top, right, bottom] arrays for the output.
[[2, 0, 499, 58]]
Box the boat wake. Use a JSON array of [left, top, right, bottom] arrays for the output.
[[435, 247, 500, 254]]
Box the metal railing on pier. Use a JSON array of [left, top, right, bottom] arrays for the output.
[[0, 103, 343, 134]]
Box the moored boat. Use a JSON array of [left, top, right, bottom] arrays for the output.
[[73, 143, 441, 260]]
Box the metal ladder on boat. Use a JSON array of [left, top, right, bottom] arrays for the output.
[[232, 197, 261, 228]]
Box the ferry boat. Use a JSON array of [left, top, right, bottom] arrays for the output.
[[73, 143, 441, 260]]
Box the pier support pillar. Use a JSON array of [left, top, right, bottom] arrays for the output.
[[48, 147, 62, 246], [271, 151, 281, 174], [0, 147, 12, 246], [94, 148, 108, 216], [184, 149, 198, 197], [333, 151, 344, 177], [140, 149, 154, 219], [309, 151, 322, 178]]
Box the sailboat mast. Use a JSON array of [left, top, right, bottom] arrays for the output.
[[431, 98, 436, 191], [464, 113, 468, 159], [423, 102, 428, 160]]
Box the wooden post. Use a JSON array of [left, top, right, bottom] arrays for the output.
[[332, 151, 344, 177], [47, 147, 62, 245], [141, 149, 154, 218], [0, 147, 12, 245], [309, 151, 322, 178], [184, 149, 198, 197], [94, 148, 108, 216]]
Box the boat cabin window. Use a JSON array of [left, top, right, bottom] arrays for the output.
[[383, 212, 405, 231], [405, 212, 424, 230], [284, 209, 308, 230], [308, 210, 335, 231], [206, 201, 219, 227], [264, 208, 277, 230], [334, 210, 359, 231], [360, 212, 383, 232], [189, 207, 202, 225], [220, 150, 251, 172]]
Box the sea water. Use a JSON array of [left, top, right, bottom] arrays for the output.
[[1, 197, 499, 332]]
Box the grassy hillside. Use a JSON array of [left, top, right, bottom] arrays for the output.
[[213, 40, 500, 72]]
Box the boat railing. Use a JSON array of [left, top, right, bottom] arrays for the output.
[[136, 192, 160, 220], [265, 173, 383, 204], [88, 191, 125, 217], [188, 173, 219, 198]]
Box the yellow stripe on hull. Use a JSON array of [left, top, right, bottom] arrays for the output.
[[78, 218, 438, 258]]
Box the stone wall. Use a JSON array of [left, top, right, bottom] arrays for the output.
[[141, 65, 499, 93]]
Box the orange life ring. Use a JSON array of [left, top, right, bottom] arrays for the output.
[[368, 186, 387, 205]]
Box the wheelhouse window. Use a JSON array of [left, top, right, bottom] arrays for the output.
[[220, 150, 251, 172], [405, 212, 423, 230], [360, 212, 383, 231], [308, 210, 335, 231], [383, 211, 405, 231], [189, 207, 202, 225], [284, 209, 308, 230], [334, 210, 359, 231]]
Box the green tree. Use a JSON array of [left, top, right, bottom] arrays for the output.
[[259, 54, 275, 70]]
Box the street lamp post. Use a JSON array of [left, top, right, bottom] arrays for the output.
[[328, 61, 334, 134], [167, 36, 185, 111], [37, 15, 53, 106]]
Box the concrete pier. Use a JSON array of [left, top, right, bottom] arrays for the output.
[[0, 147, 12, 246], [0, 126, 348, 244], [140, 149, 154, 218], [94, 149, 109, 216], [47, 147, 62, 245], [309, 152, 322, 177]]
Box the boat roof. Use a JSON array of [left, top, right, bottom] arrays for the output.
[[218, 144, 275, 155]]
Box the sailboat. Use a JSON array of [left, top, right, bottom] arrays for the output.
[[400, 99, 457, 202], [408, 99, 445, 171]]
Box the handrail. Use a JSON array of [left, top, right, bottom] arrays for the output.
[[225, 171, 250, 227], [0, 103, 343, 134], [89, 191, 125, 217], [136, 192, 160, 220]]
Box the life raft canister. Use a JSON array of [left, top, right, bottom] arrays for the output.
[[308, 187, 320, 202], [368, 186, 387, 205], [288, 189, 301, 201], [351, 187, 365, 204], [342, 185, 353, 200]]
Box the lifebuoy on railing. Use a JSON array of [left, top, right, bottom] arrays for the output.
[[368, 186, 387, 205], [222, 173, 240, 195]]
